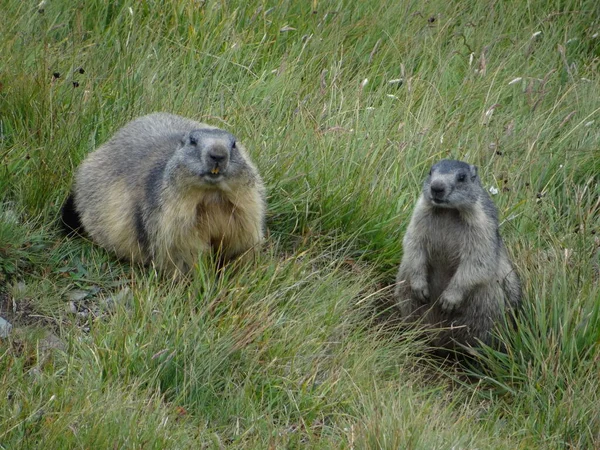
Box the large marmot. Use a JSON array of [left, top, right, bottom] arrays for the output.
[[395, 159, 521, 350], [61, 113, 266, 274]]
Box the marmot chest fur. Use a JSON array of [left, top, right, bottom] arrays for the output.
[[61, 112, 266, 274], [395, 159, 521, 349]]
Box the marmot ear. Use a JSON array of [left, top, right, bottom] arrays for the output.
[[469, 164, 478, 180], [185, 130, 202, 146]]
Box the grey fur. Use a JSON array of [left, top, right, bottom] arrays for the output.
[[394, 159, 521, 349], [68, 113, 266, 274]]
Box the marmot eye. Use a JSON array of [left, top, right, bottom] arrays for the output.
[[232, 141, 237, 149], [457, 173, 466, 182], [428, 169, 432, 176], [189, 136, 198, 146]]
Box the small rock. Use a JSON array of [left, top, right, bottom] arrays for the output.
[[67, 289, 90, 302], [31, 332, 68, 374], [102, 287, 132, 311], [39, 331, 67, 353], [0, 317, 12, 338], [1, 208, 19, 224], [28, 367, 42, 379]]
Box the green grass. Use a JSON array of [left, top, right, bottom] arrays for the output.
[[1, 0, 599, 447]]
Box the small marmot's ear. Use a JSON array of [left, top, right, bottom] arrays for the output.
[[469, 164, 478, 180]]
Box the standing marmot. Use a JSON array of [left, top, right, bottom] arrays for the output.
[[394, 159, 521, 350], [61, 113, 266, 274]]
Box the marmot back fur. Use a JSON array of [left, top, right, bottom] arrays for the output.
[[61, 112, 266, 274], [395, 159, 521, 350]]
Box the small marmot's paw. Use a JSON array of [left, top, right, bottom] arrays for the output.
[[411, 279, 430, 303], [439, 289, 463, 312]]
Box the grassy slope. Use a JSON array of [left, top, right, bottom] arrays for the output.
[[1, 0, 599, 447]]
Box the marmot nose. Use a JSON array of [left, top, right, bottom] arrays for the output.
[[430, 181, 445, 196], [208, 149, 228, 164]]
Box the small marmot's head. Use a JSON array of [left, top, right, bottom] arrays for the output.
[[422, 160, 481, 210], [178, 128, 248, 186]]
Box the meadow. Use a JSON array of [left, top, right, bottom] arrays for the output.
[[0, 0, 599, 448]]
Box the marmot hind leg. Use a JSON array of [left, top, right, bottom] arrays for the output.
[[445, 283, 506, 348]]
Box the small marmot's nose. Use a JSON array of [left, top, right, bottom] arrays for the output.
[[430, 182, 445, 196]]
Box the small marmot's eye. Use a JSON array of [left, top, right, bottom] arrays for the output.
[[457, 173, 466, 182], [189, 136, 198, 146], [232, 141, 237, 149], [428, 170, 432, 176]]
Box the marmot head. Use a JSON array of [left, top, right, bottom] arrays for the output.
[[177, 128, 250, 186], [422, 159, 481, 210]]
